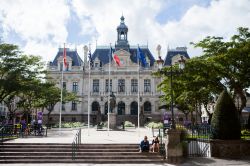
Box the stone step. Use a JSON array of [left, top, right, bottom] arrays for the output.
[[0, 152, 160, 157], [0, 158, 165, 164], [0, 143, 164, 164], [1, 145, 139, 148], [1, 144, 139, 148], [0, 155, 162, 159], [1, 149, 139, 152], [2, 143, 137, 145]]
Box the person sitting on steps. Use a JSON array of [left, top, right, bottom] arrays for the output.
[[139, 136, 150, 152], [151, 136, 160, 152]]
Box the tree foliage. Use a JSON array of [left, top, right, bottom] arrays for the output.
[[0, 42, 77, 122], [156, 27, 250, 126]]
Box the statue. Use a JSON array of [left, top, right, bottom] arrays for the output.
[[109, 92, 116, 113], [156, 44, 162, 60]]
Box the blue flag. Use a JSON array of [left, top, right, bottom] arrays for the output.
[[137, 46, 147, 66], [109, 46, 113, 63]]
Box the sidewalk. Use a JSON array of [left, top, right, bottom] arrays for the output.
[[3, 127, 250, 166]]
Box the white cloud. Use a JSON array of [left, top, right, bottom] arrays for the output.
[[0, 0, 250, 62], [71, 0, 250, 58], [0, 0, 70, 62], [161, 0, 250, 56]]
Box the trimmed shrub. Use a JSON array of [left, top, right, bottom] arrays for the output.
[[211, 90, 241, 140], [53, 122, 85, 128], [146, 122, 163, 129], [124, 121, 135, 127]]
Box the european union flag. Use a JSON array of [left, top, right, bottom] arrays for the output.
[[137, 46, 147, 66]]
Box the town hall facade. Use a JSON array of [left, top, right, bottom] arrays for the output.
[[44, 16, 190, 126]]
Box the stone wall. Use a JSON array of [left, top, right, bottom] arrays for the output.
[[210, 140, 250, 158]]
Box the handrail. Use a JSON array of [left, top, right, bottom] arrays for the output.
[[0, 126, 4, 143], [158, 128, 166, 158], [72, 128, 81, 160]]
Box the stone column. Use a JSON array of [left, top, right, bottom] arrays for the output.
[[109, 113, 117, 129], [165, 129, 183, 164]]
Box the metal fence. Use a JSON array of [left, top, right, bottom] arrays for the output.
[[180, 124, 211, 157], [72, 128, 81, 160], [0, 124, 21, 143]]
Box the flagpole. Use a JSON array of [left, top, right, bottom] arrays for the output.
[[108, 44, 111, 136], [88, 44, 91, 136], [59, 43, 66, 134], [59, 65, 63, 134], [137, 45, 140, 136]]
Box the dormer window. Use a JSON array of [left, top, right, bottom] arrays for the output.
[[95, 63, 99, 67]]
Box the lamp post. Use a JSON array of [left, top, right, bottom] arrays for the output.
[[170, 63, 175, 129], [158, 55, 185, 129]]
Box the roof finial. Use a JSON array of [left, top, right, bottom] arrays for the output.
[[120, 14, 125, 23]]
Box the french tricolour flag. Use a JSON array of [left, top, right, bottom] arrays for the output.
[[113, 52, 121, 66]]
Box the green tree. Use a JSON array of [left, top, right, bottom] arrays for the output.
[[211, 90, 241, 140], [156, 57, 222, 124], [38, 82, 78, 124], [0, 43, 45, 122], [193, 27, 250, 118]]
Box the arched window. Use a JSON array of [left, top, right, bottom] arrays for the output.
[[118, 101, 125, 115], [105, 102, 108, 115], [92, 101, 100, 112], [130, 101, 138, 115], [120, 31, 125, 40], [144, 101, 151, 113]]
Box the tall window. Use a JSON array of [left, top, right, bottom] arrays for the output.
[[130, 101, 138, 115], [144, 79, 151, 92], [63, 82, 66, 89], [72, 82, 78, 92], [72, 101, 77, 111], [105, 79, 112, 92], [93, 79, 99, 92], [118, 101, 125, 115], [92, 101, 100, 112], [131, 79, 138, 93], [144, 101, 151, 113], [118, 79, 125, 93]]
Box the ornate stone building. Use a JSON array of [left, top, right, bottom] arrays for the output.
[[45, 16, 190, 126]]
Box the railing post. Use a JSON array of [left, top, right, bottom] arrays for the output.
[[72, 128, 82, 160], [1, 127, 3, 143]]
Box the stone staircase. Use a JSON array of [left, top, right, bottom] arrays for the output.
[[0, 143, 165, 163]]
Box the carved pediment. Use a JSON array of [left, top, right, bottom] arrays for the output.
[[113, 49, 131, 67]]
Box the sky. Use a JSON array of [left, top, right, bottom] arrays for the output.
[[0, 0, 250, 63]]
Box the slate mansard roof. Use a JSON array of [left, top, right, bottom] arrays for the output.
[[51, 48, 83, 66], [91, 46, 155, 67], [163, 47, 190, 66]]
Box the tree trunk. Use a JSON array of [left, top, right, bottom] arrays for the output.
[[47, 111, 52, 126]]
